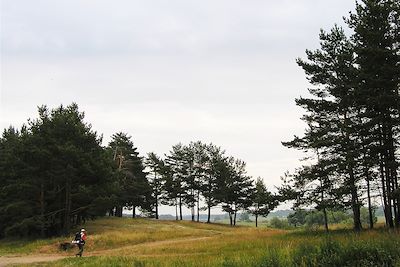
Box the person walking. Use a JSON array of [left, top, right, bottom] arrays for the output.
[[75, 229, 87, 257]]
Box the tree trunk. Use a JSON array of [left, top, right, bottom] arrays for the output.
[[384, 151, 394, 228], [379, 152, 390, 227], [132, 206, 136, 218], [319, 172, 329, 232], [322, 206, 329, 232], [116, 206, 123, 217], [366, 174, 374, 229], [197, 191, 200, 222], [386, 119, 399, 227], [179, 196, 183, 220], [255, 214, 258, 228], [155, 172, 159, 219], [175, 200, 178, 220], [233, 209, 237, 226], [155, 194, 159, 219], [191, 189, 195, 222], [349, 167, 362, 231], [380, 125, 394, 228], [40, 182, 45, 237], [207, 205, 211, 223], [63, 177, 71, 234]]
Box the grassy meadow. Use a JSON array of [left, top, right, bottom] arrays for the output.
[[1, 217, 400, 267]]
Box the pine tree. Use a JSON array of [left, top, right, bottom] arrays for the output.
[[145, 152, 164, 219], [108, 132, 151, 218], [347, 0, 400, 228], [248, 178, 278, 227]]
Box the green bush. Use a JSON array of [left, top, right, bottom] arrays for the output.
[[268, 217, 289, 229]]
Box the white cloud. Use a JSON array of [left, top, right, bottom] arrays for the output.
[[1, 1, 356, 214]]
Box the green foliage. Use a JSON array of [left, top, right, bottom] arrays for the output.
[[268, 217, 289, 229], [108, 132, 151, 217], [0, 103, 112, 237], [287, 209, 308, 227], [360, 207, 378, 227], [239, 212, 251, 222], [287, 209, 353, 228], [248, 178, 278, 227], [281, 0, 400, 230]]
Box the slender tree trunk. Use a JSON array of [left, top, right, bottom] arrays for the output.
[[233, 209, 237, 226], [197, 191, 200, 222], [388, 128, 399, 227], [175, 200, 178, 220], [179, 196, 182, 220], [155, 172, 159, 220], [132, 206, 136, 218], [384, 151, 394, 228], [380, 152, 390, 227], [322, 206, 329, 232], [380, 124, 394, 228], [341, 113, 361, 231], [358, 121, 374, 229], [155, 194, 159, 219], [64, 177, 71, 234], [191, 189, 195, 221], [207, 205, 211, 223], [229, 213, 233, 226], [40, 182, 45, 237], [316, 150, 328, 232], [366, 173, 374, 229], [116, 206, 123, 217], [349, 167, 362, 231], [255, 214, 258, 228], [319, 172, 329, 232]]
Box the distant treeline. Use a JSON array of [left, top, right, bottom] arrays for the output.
[[280, 0, 399, 231], [0, 104, 277, 238]]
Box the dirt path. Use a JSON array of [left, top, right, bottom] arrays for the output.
[[0, 236, 213, 266], [0, 255, 66, 267]]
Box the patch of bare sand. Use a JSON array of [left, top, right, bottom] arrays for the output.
[[0, 255, 66, 267]]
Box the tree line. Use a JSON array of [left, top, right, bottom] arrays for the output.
[[280, 0, 399, 231], [146, 142, 278, 227], [0, 104, 277, 238]]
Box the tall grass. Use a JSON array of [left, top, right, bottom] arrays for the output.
[[2, 217, 400, 267]]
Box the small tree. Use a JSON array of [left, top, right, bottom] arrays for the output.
[[145, 152, 164, 219], [248, 178, 278, 227], [287, 209, 309, 227]]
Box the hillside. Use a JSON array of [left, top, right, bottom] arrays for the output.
[[0, 217, 400, 266]]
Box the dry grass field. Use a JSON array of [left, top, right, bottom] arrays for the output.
[[0, 217, 399, 266]]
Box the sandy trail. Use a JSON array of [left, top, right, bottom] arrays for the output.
[[0, 236, 213, 266], [0, 255, 66, 267]]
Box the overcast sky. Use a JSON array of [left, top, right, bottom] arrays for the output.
[[1, 0, 356, 214]]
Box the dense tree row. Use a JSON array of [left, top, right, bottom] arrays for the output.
[[281, 0, 399, 231], [0, 104, 277, 238], [0, 104, 113, 237], [0, 104, 156, 238], [145, 142, 278, 226]]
